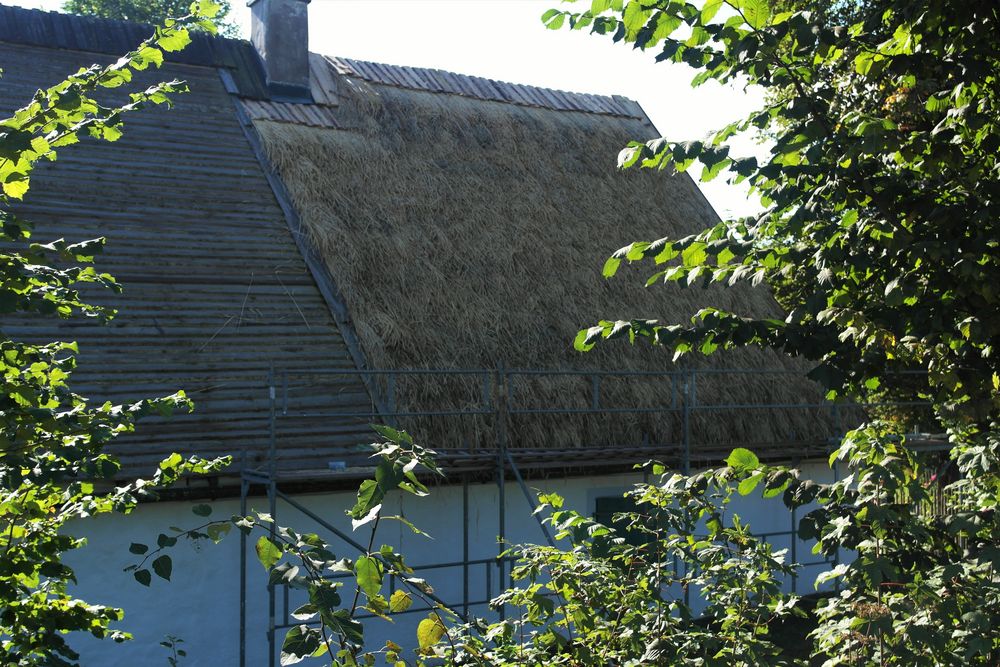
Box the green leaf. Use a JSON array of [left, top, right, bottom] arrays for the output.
[[2, 178, 29, 199], [207, 522, 231, 542], [542, 9, 566, 29], [417, 615, 446, 651], [701, 157, 731, 182], [622, 0, 652, 38], [355, 556, 382, 598], [128, 542, 148, 555], [134, 569, 152, 586], [156, 27, 191, 53], [134, 45, 165, 70], [193, 0, 223, 20], [280, 624, 321, 666], [376, 459, 406, 495], [256, 535, 282, 570], [725, 447, 760, 472], [574, 327, 599, 352], [192, 503, 212, 517], [269, 563, 301, 587], [290, 603, 317, 621], [325, 608, 364, 644], [371, 423, 411, 444], [701, 0, 724, 23], [309, 583, 342, 611], [152, 555, 172, 581], [738, 471, 764, 496], [351, 502, 382, 531], [389, 589, 413, 613], [681, 241, 707, 267], [159, 452, 183, 471], [348, 479, 384, 521], [736, 0, 770, 29]]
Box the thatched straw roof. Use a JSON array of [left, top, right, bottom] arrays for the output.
[[246, 56, 836, 456]]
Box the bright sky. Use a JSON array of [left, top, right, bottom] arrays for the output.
[[8, 0, 765, 218]]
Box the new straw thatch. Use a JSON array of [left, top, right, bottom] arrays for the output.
[[251, 66, 839, 458]]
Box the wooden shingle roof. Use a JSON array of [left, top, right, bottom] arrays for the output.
[[0, 4, 645, 119], [0, 3, 270, 98], [0, 35, 374, 481], [326, 56, 644, 118]]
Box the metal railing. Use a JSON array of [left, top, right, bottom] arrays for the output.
[[253, 366, 882, 475]]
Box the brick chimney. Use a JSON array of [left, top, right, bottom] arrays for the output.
[[248, 0, 313, 102]]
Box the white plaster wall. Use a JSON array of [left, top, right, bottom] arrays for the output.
[[65, 460, 840, 666]]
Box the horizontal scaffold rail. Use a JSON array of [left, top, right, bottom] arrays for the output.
[[247, 365, 936, 481]]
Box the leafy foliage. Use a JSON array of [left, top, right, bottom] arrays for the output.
[[62, 0, 239, 38], [160, 635, 187, 667], [442, 464, 804, 666], [563, 0, 999, 420], [537, 0, 1000, 664], [0, 4, 227, 663], [136, 428, 452, 666]]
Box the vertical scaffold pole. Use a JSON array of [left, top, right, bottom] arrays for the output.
[[496, 363, 507, 621], [682, 370, 692, 607], [266, 366, 277, 667], [268, 366, 277, 482], [387, 372, 397, 427], [463, 477, 470, 618], [832, 403, 842, 589], [790, 502, 799, 594], [239, 453, 248, 667], [682, 370, 692, 475]]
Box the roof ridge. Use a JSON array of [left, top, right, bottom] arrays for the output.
[[0, 3, 247, 65], [1, 3, 152, 40], [0, 3, 645, 119], [0, 2, 253, 46], [326, 55, 645, 119]]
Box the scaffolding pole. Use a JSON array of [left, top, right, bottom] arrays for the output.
[[495, 364, 507, 620], [238, 473, 248, 667], [266, 367, 277, 667]]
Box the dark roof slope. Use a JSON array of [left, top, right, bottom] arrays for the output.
[[0, 38, 374, 479]]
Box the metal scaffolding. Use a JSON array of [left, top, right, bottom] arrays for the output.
[[237, 366, 927, 666]]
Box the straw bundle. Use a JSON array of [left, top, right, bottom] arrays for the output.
[[252, 78, 837, 457]]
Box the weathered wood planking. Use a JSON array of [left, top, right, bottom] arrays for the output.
[[0, 42, 375, 478], [0, 4, 270, 99]]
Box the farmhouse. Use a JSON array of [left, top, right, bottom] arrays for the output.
[[0, 1, 845, 664]]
